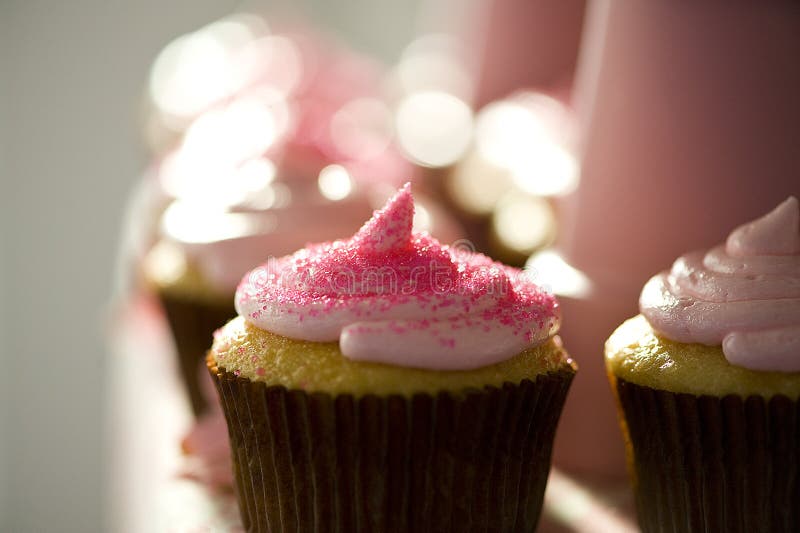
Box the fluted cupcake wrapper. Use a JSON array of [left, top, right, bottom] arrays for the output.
[[613, 377, 800, 533], [159, 292, 236, 416], [208, 357, 574, 533]]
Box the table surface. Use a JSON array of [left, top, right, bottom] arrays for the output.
[[107, 297, 638, 533]]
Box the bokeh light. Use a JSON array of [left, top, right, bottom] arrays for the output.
[[161, 201, 276, 244], [475, 93, 578, 197], [448, 152, 514, 215], [392, 34, 473, 101], [492, 193, 555, 253], [318, 164, 354, 201], [148, 14, 267, 126], [143, 240, 188, 285], [395, 91, 473, 167], [181, 96, 281, 165], [525, 249, 592, 299]]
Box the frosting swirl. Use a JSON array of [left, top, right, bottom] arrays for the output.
[[235, 184, 560, 370], [640, 197, 800, 372]]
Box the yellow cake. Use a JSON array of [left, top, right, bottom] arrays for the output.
[[606, 315, 800, 399], [210, 316, 575, 397]]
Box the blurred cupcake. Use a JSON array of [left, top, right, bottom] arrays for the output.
[[605, 197, 800, 532], [207, 184, 576, 531], [143, 14, 385, 157], [138, 19, 471, 416], [145, 157, 459, 415], [144, 179, 378, 414]]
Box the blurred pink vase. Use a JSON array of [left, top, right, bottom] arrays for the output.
[[554, 0, 800, 479]]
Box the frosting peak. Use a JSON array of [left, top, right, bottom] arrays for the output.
[[727, 196, 800, 257], [235, 185, 560, 370], [352, 182, 414, 254], [640, 197, 800, 372]]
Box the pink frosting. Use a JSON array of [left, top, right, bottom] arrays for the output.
[[640, 197, 800, 372], [235, 184, 560, 370]]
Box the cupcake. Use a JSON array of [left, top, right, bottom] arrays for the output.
[[207, 184, 576, 531], [605, 197, 800, 532]]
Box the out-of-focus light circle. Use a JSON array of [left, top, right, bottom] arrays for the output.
[[510, 143, 577, 197], [393, 35, 472, 100], [395, 91, 473, 168], [149, 33, 229, 119], [396, 54, 472, 99], [492, 194, 554, 253], [149, 17, 260, 122], [476, 101, 538, 164], [475, 94, 577, 197], [182, 97, 279, 165], [330, 98, 393, 160], [248, 86, 292, 139], [162, 201, 265, 244], [238, 185, 277, 211], [161, 150, 278, 209], [318, 165, 354, 201], [160, 93, 283, 207], [224, 97, 280, 159], [238, 36, 303, 97], [234, 157, 277, 210], [145, 240, 187, 285], [448, 152, 513, 215], [162, 95, 285, 206], [237, 157, 276, 190], [525, 249, 592, 299], [159, 151, 214, 203]]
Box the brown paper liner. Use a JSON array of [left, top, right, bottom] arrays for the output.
[[159, 292, 236, 415], [612, 376, 800, 533], [208, 357, 574, 532]]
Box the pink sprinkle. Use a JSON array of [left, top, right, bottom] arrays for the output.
[[233, 183, 560, 360], [255, 367, 266, 377], [440, 338, 456, 349]]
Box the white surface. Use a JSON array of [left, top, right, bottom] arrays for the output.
[[108, 297, 242, 533]]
